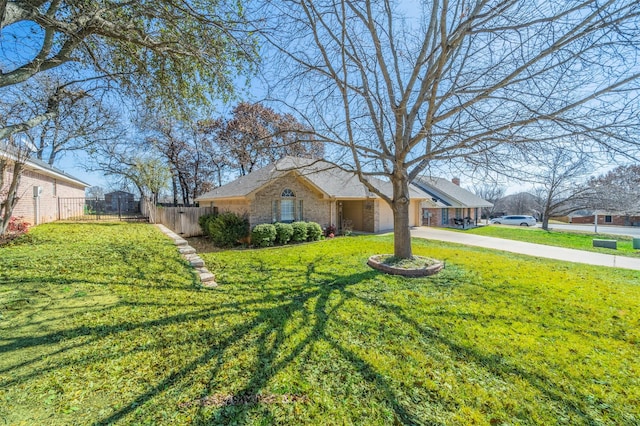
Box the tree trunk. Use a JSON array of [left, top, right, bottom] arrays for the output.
[[171, 176, 178, 206], [541, 204, 551, 230], [0, 161, 24, 235], [542, 215, 550, 231], [391, 174, 413, 259]]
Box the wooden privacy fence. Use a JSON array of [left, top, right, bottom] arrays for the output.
[[151, 206, 213, 237]]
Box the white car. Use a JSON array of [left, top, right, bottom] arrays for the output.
[[490, 215, 537, 227]]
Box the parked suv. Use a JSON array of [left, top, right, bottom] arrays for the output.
[[490, 215, 537, 227]]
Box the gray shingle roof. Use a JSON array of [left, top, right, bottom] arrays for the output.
[[1, 144, 89, 187], [196, 157, 429, 201]]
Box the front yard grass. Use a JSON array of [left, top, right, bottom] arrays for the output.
[[1, 222, 639, 425], [458, 225, 640, 257]]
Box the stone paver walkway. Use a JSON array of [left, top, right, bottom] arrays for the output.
[[411, 227, 640, 271], [156, 224, 217, 287]]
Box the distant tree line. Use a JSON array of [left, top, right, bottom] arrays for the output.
[[92, 102, 324, 207]]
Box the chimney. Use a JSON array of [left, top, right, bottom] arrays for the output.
[[452, 177, 460, 186]]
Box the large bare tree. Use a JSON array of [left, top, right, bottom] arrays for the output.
[[260, 0, 640, 258], [199, 102, 324, 177], [0, 73, 122, 165], [588, 164, 640, 217], [528, 148, 593, 230]]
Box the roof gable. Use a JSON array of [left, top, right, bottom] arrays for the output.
[[196, 157, 430, 201]]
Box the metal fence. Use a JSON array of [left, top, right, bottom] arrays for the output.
[[57, 197, 147, 221]]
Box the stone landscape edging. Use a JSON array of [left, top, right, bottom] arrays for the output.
[[367, 254, 444, 277], [155, 224, 217, 287]]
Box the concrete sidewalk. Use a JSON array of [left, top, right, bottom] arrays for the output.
[[411, 227, 640, 271]]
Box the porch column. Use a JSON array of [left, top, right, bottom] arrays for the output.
[[330, 199, 336, 227]]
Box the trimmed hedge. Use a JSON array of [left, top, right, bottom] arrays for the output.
[[274, 222, 294, 245], [252, 224, 277, 247], [208, 212, 249, 247], [245, 221, 323, 247], [306, 222, 323, 241], [291, 222, 308, 243]]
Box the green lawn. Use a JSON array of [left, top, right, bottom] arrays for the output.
[[1, 223, 639, 425], [457, 225, 640, 257]]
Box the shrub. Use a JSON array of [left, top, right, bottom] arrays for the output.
[[306, 221, 322, 241], [208, 212, 249, 247], [251, 224, 277, 248], [7, 216, 30, 235], [198, 213, 218, 236], [291, 221, 308, 243], [274, 222, 294, 245], [1, 217, 30, 245], [324, 224, 337, 238]]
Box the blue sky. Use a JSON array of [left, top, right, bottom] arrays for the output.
[[3, 2, 635, 196]]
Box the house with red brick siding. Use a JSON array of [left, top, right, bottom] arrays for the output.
[[569, 213, 640, 227], [1, 152, 89, 226]]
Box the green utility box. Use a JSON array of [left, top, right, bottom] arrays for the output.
[[633, 238, 640, 250], [593, 239, 617, 249]]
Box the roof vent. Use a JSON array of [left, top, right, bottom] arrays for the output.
[[452, 177, 460, 186]]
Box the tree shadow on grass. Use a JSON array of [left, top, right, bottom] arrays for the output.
[[344, 290, 618, 424], [81, 261, 622, 424], [0, 296, 277, 388], [203, 271, 425, 425], [89, 268, 420, 425], [3, 251, 630, 425]]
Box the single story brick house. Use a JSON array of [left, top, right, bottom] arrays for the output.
[[1, 152, 89, 226], [196, 157, 492, 232], [196, 157, 435, 233], [413, 176, 493, 227], [569, 213, 640, 227]]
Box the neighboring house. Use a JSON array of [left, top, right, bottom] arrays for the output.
[[196, 157, 431, 233], [569, 212, 640, 227], [412, 177, 494, 227], [1, 154, 88, 226], [104, 191, 137, 212]]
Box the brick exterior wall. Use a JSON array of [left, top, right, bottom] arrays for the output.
[[206, 173, 424, 233], [251, 173, 331, 226], [571, 215, 640, 226], [207, 199, 250, 217], [2, 163, 86, 226]]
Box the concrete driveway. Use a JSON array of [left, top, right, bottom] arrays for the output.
[[411, 227, 640, 271]]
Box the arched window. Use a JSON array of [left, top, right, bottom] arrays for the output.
[[280, 188, 296, 222]]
